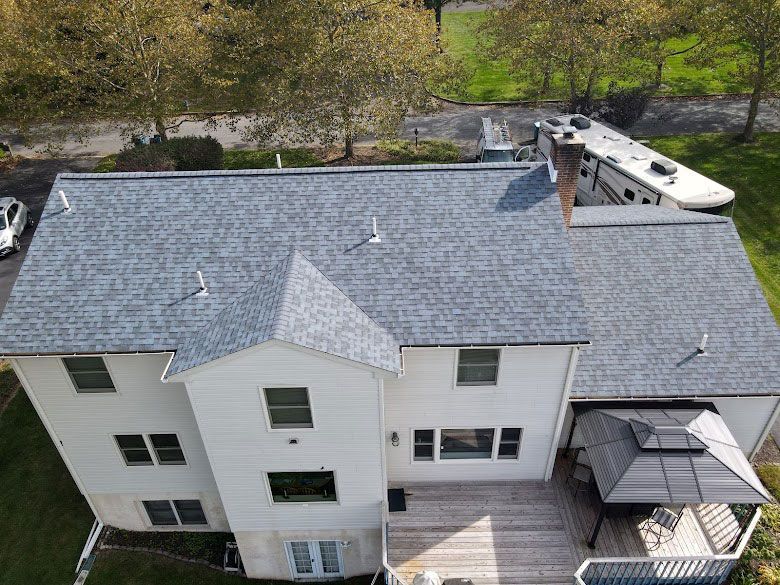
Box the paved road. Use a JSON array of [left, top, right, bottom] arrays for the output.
[[4, 97, 780, 158], [0, 158, 95, 313]]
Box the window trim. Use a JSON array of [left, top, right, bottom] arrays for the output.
[[259, 386, 318, 432], [410, 427, 523, 464], [140, 498, 209, 528], [264, 470, 341, 506], [260, 386, 316, 431], [453, 347, 503, 388], [60, 356, 119, 396]]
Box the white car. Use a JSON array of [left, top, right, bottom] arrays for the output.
[[0, 197, 33, 256]]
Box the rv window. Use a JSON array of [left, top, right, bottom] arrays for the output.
[[624, 189, 635, 201], [583, 152, 591, 163], [580, 168, 588, 178]]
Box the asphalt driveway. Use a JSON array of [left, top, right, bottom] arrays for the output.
[[0, 158, 95, 313]]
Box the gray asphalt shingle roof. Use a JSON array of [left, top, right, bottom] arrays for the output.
[[570, 206, 780, 399], [167, 250, 400, 375], [0, 163, 591, 370], [576, 406, 771, 504]]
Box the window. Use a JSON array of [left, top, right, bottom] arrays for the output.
[[456, 349, 500, 386], [149, 433, 186, 465], [143, 499, 208, 526], [583, 152, 591, 162], [413, 430, 434, 461], [624, 188, 635, 201], [63, 357, 116, 393], [498, 428, 523, 459], [580, 168, 588, 178], [413, 427, 523, 462], [440, 428, 495, 459], [268, 471, 337, 503], [264, 387, 313, 429], [115, 434, 153, 466], [173, 499, 207, 525], [143, 500, 178, 525]]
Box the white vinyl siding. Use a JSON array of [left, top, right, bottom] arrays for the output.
[[184, 342, 384, 533], [14, 354, 221, 495], [385, 346, 573, 482]]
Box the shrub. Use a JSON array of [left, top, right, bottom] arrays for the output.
[[114, 145, 175, 172], [598, 82, 652, 129], [163, 136, 224, 171], [376, 139, 460, 164], [223, 148, 324, 170]]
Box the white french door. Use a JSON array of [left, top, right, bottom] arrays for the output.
[[285, 540, 344, 580]]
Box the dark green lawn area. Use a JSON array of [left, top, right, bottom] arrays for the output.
[[439, 12, 747, 102], [0, 366, 94, 585], [647, 133, 780, 321]]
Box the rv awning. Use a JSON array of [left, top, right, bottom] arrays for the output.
[[574, 405, 771, 505]]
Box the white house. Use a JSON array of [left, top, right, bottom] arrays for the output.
[[1, 132, 777, 585]]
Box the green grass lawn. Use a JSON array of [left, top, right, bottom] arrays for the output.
[[0, 366, 94, 585], [439, 12, 748, 102], [647, 133, 780, 321]]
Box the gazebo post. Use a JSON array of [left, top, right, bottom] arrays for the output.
[[587, 503, 607, 549], [563, 417, 577, 458]]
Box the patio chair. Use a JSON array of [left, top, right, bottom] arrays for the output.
[[640, 505, 685, 550], [566, 448, 593, 498]]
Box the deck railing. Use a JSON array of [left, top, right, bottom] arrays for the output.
[[573, 507, 762, 585], [372, 501, 409, 585]]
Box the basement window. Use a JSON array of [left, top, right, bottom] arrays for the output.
[[268, 471, 337, 503], [63, 356, 116, 393], [456, 349, 500, 386]]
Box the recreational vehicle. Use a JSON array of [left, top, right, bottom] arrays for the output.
[[516, 115, 735, 214]]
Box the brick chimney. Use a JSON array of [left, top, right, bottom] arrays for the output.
[[550, 131, 586, 228]]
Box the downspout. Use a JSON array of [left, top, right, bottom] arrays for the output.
[[751, 396, 780, 461], [9, 358, 103, 523], [544, 345, 581, 481]]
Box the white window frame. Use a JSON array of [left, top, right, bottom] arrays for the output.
[[284, 540, 345, 581], [112, 432, 189, 468], [410, 426, 523, 464], [140, 498, 210, 528], [59, 355, 121, 397], [264, 470, 341, 506], [259, 385, 318, 432], [453, 347, 503, 388]]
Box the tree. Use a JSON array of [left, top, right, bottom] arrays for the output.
[[0, 0, 229, 146], [482, 0, 654, 108], [239, 0, 462, 158], [694, 0, 780, 142]]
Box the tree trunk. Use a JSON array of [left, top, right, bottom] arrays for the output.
[[742, 45, 766, 143], [155, 117, 168, 142]]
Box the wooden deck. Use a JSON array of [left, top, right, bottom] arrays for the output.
[[386, 457, 741, 585]]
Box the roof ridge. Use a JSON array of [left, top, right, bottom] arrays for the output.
[[57, 162, 539, 181]]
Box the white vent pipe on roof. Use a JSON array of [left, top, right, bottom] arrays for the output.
[[58, 190, 71, 213], [276, 153, 282, 169], [195, 270, 209, 297], [369, 216, 381, 243]]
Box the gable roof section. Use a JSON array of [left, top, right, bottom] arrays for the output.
[[0, 163, 590, 360], [167, 250, 400, 376], [569, 206, 780, 399]]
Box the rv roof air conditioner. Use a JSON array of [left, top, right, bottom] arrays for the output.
[[651, 159, 678, 176], [570, 115, 591, 130]]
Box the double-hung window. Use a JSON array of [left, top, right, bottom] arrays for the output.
[[456, 349, 500, 386], [143, 499, 207, 526], [267, 471, 337, 503], [264, 387, 313, 429], [63, 357, 116, 393], [413, 427, 523, 462]]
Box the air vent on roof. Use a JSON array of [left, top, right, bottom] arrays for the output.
[[570, 115, 591, 129], [651, 159, 678, 176]]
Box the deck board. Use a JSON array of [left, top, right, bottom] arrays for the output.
[[386, 455, 739, 585]]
